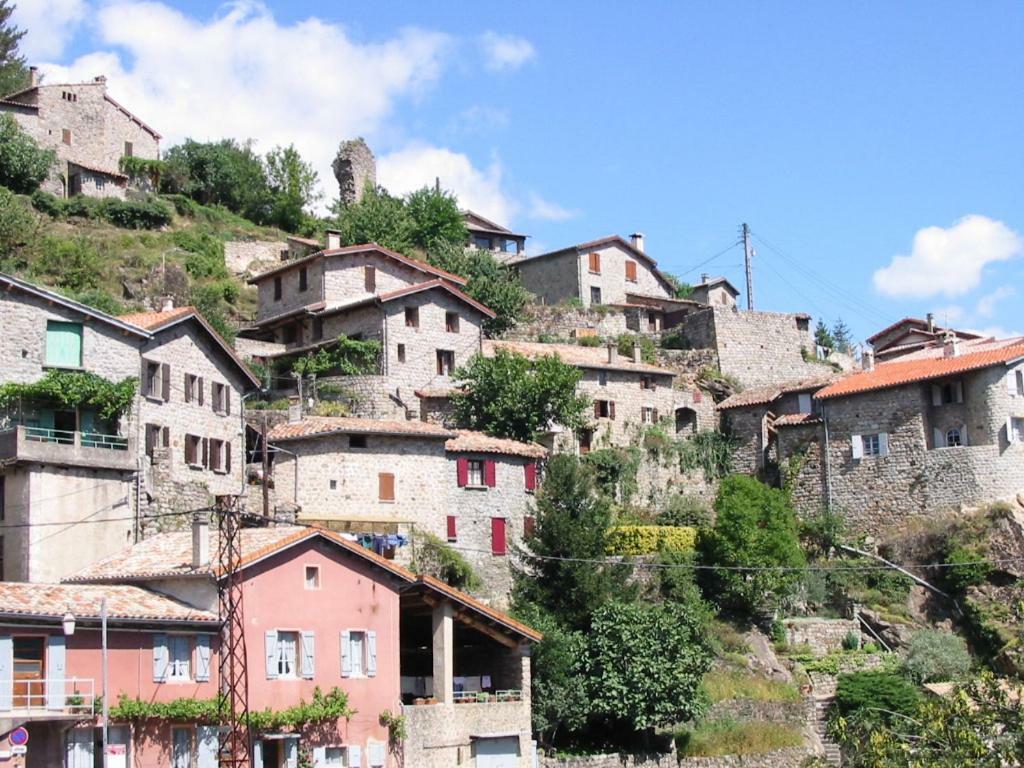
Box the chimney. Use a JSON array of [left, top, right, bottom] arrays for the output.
[[607, 342, 618, 364], [160, 295, 174, 312], [700, 273, 710, 285], [192, 511, 210, 568], [28, 66, 38, 88], [630, 232, 645, 253], [632, 342, 642, 364], [862, 350, 875, 371], [927, 312, 935, 333], [288, 396, 302, 423], [92, 75, 107, 87], [325, 229, 342, 250], [943, 331, 960, 358]]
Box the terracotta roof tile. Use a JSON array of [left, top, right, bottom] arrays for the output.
[[414, 386, 463, 399], [67, 160, 128, 180], [376, 279, 496, 318], [773, 413, 822, 427], [248, 243, 468, 286], [0, 582, 216, 623], [816, 341, 1024, 400], [445, 430, 547, 459], [118, 306, 195, 329], [484, 339, 676, 376], [717, 374, 840, 411], [268, 416, 455, 442], [411, 575, 543, 642]]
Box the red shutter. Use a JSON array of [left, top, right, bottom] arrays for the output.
[[456, 457, 469, 487], [693, 390, 702, 404], [446, 515, 457, 541], [484, 459, 497, 487], [524, 462, 537, 491], [609, 401, 616, 420], [593, 401, 601, 418], [524, 515, 536, 538], [491, 518, 507, 555], [161, 363, 171, 401]]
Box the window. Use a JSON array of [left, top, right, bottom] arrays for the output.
[[647, 312, 659, 332], [184, 374, 196, 403], [312, 317, 323, 341], [364, 265, 376, 292], [946, 428, 963, 447], [502, 238, 519, 254], [184, 434, 202, 467], [405, 306, 419, 328], [324, 747, 346, 767], [594, 400, 614, 419], [588, 252, 601, 274], [436, 350, 455, 376], [273, 275, 283, 300], [168, 635, 192, 681], [491, 518, 507, 555], [863, 434, 881, 456], [473, 235, 492, 250], [625, 260, 637, 282], [378, 472, 395, 501], [208, 439, 227, 473], [1010, 417, 1024, 444], [1015, 370, 1024, 396], [45, 321, 83, 368], [124, 141, 133, 157], [348, 631, 366, 677], [95, 176, 106, 190], [299, 267, 308, 292], [275, 631, 298, 678], [578, 429, 592, 454], [590, 286, 602, 305], [598, 370, 608, 387], [212, 382, 229, 414], [931, 381, 963, 406], [467, 459, 485, 486], [852, 432, 889, 459], [282, 324, 298, 344], [144, 423, 169, 459], [445, 312, 460, 333], [144, 360, 169, 401], [641, 406, 658, 424], [446, 515, 457, 542], [171, 727, 193, 768], [640, 375, 656, 390], [798, 393, 813, 414], [62, 128, 72, 145], [329, 479, 337, 490], [525, 462, 537, 491], [305, 565, 320, 589], [397, 343, 406, 363], [349, 434, 367, 448]]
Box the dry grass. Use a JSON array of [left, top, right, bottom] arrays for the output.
[[703, 669, 801, 703], [676, 719, 804, 757]]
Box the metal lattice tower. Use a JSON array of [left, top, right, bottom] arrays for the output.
[[217, 497, 251, 767]]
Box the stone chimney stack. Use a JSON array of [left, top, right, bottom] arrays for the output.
[[325, 229, 342, 250], [28, 66, 38, 87], [862, 350, 875, 371], [943, 331, 960, 358], [607, 342, 618, 364], [160, 295, 174, 312], [632, 342, 643, 364], [927, 312, 935, 333], [630, 233, 645, 253], [192, 511, 210, 569], [700, 273, 710, 284]]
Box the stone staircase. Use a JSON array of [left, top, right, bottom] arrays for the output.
[[812, 696, 842, 765]]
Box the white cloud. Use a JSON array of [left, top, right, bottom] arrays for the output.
[[527, 192, 578, 222], [35, 1, 451, 203], [975, 286, 1015, 318], [933, 305, 965, 325], [964, 325, 1024, 340], [478, 31, 536, 71], [12, 0, 88, 60], [378, 144, 515, 225], [873, 215, 1023, 298]]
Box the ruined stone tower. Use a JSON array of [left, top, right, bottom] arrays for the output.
[[332, 138, 376, 206]]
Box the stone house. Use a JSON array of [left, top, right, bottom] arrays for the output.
[[6, 522, 540, 767], [264, 416, 545, 606], [0, 274, 259, 583], [689, 274, 740, 308], [463, 210, 527, 261], [777, 336, 1024, 532], [0, 68, 161, 199], [868, 315, 983, 361]]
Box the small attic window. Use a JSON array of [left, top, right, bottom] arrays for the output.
[[796, 317, 810, 332]]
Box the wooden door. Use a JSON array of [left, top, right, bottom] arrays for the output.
[[13, 637, 44, 708]]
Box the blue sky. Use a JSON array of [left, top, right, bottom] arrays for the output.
[[17, 1, 1024, 344]]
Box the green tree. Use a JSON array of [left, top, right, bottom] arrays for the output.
[[0, 114, 55, 193], [513, 454, 635, 631], [31, 235, 103, 291], [696, 475, 806, 615], [832, 317, 853, 353], [405, 186, 467, 251], [331, 184, 413, 253], [905, 630, 972, 684], [452, 349, 588, 443], [427, 242, 529, 335], [0, 183, 35, 261], [814, 319, 835, 350], [0, 1, 27, 96], [162, 139, 271, 220], [586, 601, 713, 734], [664, 273, 694, 299], [265, 144, 320, 233]]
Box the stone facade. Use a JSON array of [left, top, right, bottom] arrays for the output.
[[539, 747, 811, 768], [1, 75, 160, 198], [706, 698, 808, 729], [503, 304, 631, 342], [223, 239, 287, 275], [782, 618, 860, 657]]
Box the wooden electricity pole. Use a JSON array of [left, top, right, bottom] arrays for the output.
[[742, 222, 754, 310]]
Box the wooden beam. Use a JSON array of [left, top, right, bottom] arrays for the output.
[[453, 608, 519, 649]]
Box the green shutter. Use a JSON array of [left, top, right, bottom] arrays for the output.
[[45, 321, 83, 368]]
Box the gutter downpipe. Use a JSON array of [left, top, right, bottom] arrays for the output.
[[822, 402, 833, 512]]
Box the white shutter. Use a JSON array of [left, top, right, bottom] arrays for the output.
[[196, 726, 219, 768], [0, 635, 12, 709], [266, 630, 279, 679], [878, 432, 889, 457], [954, 381, 963, 403], [348, 745, 362, 768], [66, 727, 94, 768], [340, 630, 351, 677], [934, 428, 945, 448], [367, 631, 377, 678], [367, 741, 386, 767], [851, 434, 863, 460], [1010, 417, 1018, 444], [1010, 371, 1019, 395], [301, 630, 315, 679], [931, 385, 942, 406], [961, 426, 969, 446], [285, 737, 299, 768], [195, 635, 211, 681], [46, 635, 67, 708], [153, 633, 169, 682], [253, 740, 263, 766], [312, 747, 326, 767], [798, 393, 812, 413]]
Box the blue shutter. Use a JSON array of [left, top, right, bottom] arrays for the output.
[[265, 630, 278, 679], [46, 635, 67, 708], [45, 321, 83, 368], [195, 635, 211, 682], [0, 635, 11, 709], [366, 631, 377, 678], [312, 747, 326, 766], [252, 740, 263, 766], [153, 633, 169, 682], [196, 726, 219, 768], [340, 631, 351, 677], [300, 630, 315, 679]]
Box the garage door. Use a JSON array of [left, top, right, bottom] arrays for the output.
[[474, 736, 520, 768]]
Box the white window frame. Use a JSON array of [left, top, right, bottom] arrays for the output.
[[168, 635, 192, 682], [945, 427, 963, 447], [467, 459, 485, 487], [144, 360, 162, 399], [348, 630, 366, 678], [324, 746, 346, 767], [276, 631, 298, 678], [852, 432, 889, 459], [1011, 417, 1024, 444], [305, 565, 321, 590], [641, 406, 655, 424]]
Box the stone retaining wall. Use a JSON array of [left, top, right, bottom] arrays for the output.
[[504, 305, 630, 341], [224, 240, 287, 275], [538, 746, 811, 768], [783, 617, 860, 657], [705, 698, 807, 728]]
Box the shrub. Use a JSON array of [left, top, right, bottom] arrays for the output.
[[30, 189, 65, 217], [832, 671, 921, 727], [575, 334, 601, 347], [943, 545, 992, 593], [660, 329, 691, 350], [162, 193, 200, 217], [606, 525, 696, 555], [842, 631, 861, 651], [904, 630, 971, 683], [582, 446, 641, 502], [412, 532, 481, 591], [173, 230, 228, 279], [616, 333, 656, 364], [676, 719, 803, 757], [33, 236, 104, 291], [100, 197, 173, 229], [659, 493, 712, 527], [310, 401, 348, 417], [0, 186, 36, 258], [0, 114, 56, 193], [63, 194, 100, 220]]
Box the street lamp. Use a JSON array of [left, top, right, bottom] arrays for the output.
[[62, 608, 76, 636]]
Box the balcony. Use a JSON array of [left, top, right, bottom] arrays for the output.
[[0, 677, 96, 732], [0, 426, 136, 471]]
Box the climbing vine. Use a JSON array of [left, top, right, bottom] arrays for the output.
[[119, 156, 167, 186], [677, 430, 735, 482], [582, 446, 642, 503], [0, 370, 137, 420], [379, 709, 407, 749], [287, 335, 382, 376]]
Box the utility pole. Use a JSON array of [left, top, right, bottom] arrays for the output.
[[261, 414, 270, 519], [742, 222, 754, 311], [217, 498, 251, 767]]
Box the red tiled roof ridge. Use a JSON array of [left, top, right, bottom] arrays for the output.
[[268, 415, 456, 442], [118, 305, 195, 329], [484, 339, 676, 375], [0, 582, 217, 623], [445, 429, 547, 458], [716, 373, 840, 411], [375, 279, 497, 318], [248, 243, 468, 286]]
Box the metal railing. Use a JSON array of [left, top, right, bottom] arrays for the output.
[[0, 677, 95, 712], [452, 689, 522, 704], [21, 426, 128, 451]]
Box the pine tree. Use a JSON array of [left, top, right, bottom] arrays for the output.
[[814, 319, 836, 350], [0, 2, 28, 97], [832, 317, 854, 354]]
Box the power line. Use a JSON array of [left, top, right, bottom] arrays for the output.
[[677, 240, 743, 277], [0, 505, 208, 531]]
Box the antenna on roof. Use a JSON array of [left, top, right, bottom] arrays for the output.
[[435, 176, 441, 193]]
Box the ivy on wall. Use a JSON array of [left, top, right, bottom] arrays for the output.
[[0, 370, 137, 419]]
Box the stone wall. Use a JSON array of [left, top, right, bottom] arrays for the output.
[[333, 138, 376, 205], [706, 698, 807, 728], [403, 698, 533, 768], [503, 304, 630, 342], [782, 618, 859, 657], [224, 240, 287, 275], [514, 250, 581, 306], [539, 747, 811, 768], [314, 375, 409, 420]]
